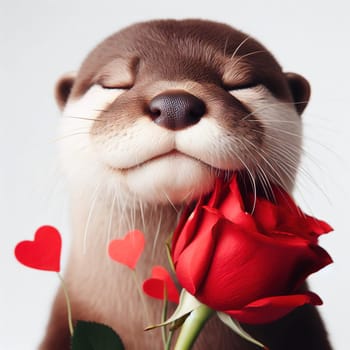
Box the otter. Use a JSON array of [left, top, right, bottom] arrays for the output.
[[40, 19, 332, 349]]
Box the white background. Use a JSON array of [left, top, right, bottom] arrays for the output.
[[0, 0, 348, 349]]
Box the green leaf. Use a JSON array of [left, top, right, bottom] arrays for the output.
[[71, 321, 125, 350], [145, 289, 203, 330], [217, 312, 267, 349]]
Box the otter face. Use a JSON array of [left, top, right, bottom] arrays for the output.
[[56, 19, 310, 205]]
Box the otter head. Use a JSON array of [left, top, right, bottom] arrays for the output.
[[56, 19, 310, 205]]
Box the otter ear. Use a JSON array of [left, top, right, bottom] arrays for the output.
[[285, 72, 311, 115], [55, 72, 76, 110]]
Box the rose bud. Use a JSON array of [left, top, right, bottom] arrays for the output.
[[171, 174, 332, 324]]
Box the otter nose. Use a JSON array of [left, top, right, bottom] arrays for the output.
[[148, 90, 206, 130]]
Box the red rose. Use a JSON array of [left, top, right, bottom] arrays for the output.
[[171, 174, 332, 324]]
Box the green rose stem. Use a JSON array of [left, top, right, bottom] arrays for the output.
[[174, 305, 214, 350], [161, 288, 169, 348], [162, 299, 175, 350], [57, 272, 74, 336], [161, 287, 175, 350], [165, 330, 174, 350]]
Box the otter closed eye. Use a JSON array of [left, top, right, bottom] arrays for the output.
[[224, 82, 260, 91], [93, 57, 138, 89]]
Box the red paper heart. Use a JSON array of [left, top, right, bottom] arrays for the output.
[[15, 225, 62, 272], [108, 230, 145, 269], [143, 266, 180, 304]]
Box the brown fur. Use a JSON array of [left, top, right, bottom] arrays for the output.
[[41, 19, 331, 349]]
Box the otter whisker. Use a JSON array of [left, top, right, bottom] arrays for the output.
[[236, 137, 275, 200], [231, 50, 267, 68], [255, 127, 302, 140], [162, 190, 179, 213], [266, 143, 331, 204], [230, 35, 251, 59], [228, 143, 257, 213], [256, 164, 275, 200], [239, 100, 309, 121], [182, 187, 196, 204], [138, 198, 146, 233], [239, 100, 311, 121], [117, 191, 130, 237], [83, 182, 102, 253], [51, 131, 91, 143], [241, 136, 290, 190], [62, 115, 102, 122], [106, 187, 117, 244], [151, 206, 164, 260], [130, 193, 137, 232]]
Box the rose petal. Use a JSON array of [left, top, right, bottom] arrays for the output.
[[175, 215, 218, 294], [219, 174, 245, 221], [251, 197, 278, 233], [272, 187, 332, 241], [225, 292, 322, 324], [305, 215, 333, 236], [207, 177, 226, 207], [172, 206, 220, 264], [172, 196, 205, 247], [290, 244, 333, 290], [192, 219, 330, 310], [273, 186, 300, 215], [172, 200, 205, 263]]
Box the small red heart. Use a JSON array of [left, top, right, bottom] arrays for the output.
[[15, 225, 62, 272], [108, 230, 145, 269], [143, 266, 180, 304]]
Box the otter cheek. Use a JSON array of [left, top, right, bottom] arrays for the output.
[[125, 156, 215, 204]]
